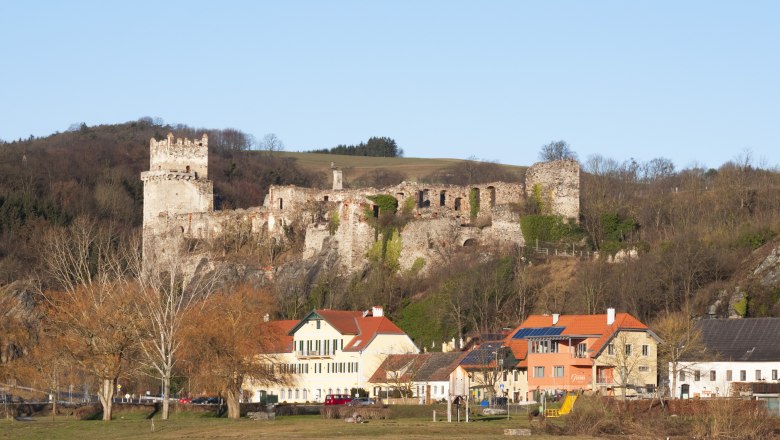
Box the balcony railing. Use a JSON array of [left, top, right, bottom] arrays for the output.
[[295, 350, 335, 358]]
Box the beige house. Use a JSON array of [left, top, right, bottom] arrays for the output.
[[246, 307, 418, 403]]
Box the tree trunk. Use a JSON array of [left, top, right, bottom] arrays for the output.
[[226, 388, 241, 420], [161, 375, 170, 420], [98, 378, 114, 421]]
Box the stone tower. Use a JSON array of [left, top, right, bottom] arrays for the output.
[[141, 133, 214, 260]]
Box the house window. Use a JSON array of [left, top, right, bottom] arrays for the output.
[[295, 389, 300, 399], [303, 389, 308, 399], [608, 344, 615, 355], [625, 344, 632, 356], [641, 345, 649, 356], [534, 366, 545, 378], [503, 370, 508, 381], [639, 366, 650, 372], [694, 371, 700, 381], [710, 371, 716, 381], [514, 370, 519, 381], [726, 370, 732, 381], [316, 320, 321, 329], [756, 370, 762, 381], [773, 370, 778, 380], [576, 342, 587, 358], [740, 370, 746, 381], [679, 371, 686, 381], [550, 340, 559, 353], [554, 366, 564, 377]]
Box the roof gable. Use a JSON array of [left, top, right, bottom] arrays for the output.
[[508, 312, 651, 358], [369, 352, 466, 383], [288, 309, 363, 336]]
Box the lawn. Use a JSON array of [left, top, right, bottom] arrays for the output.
[[0, 412, 591, 440]]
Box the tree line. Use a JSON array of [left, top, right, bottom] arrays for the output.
[[308, 137, 403, 157], [0, 218, 293, 421]]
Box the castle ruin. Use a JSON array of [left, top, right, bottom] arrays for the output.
[[141, 134, 580, 277]]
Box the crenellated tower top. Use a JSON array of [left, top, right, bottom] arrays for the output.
[[148, 133, 209, 179]]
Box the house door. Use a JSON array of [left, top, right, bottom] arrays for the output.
[[680, 384, 690, 399]]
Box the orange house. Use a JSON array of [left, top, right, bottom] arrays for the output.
[[506, 308, 659, 399]]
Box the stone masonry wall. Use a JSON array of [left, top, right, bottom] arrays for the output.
[[142, 134, 580, 279], [525, 159, 580, 220]]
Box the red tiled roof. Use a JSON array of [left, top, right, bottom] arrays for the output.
[[281, 309, 408, 353], [505, 338, 528, 366], [369, 352, 466, 383], [343, 314, 406, 352], [508, 312, 650, 358], [315, 309, 364, 334], [369, 354, 428, 383]]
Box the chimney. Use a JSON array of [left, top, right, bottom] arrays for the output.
[[372, 306, 384, 317], [263, 313, 270, 323], [607, 308, 616, 325], [552, 313, 560, 325]]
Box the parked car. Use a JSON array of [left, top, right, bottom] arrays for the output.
[[205, 396, 222, 404], [346, 397, 374, 406], [324, 394, 351, 405], [178, 397, 192, 404], [191, 397, 209, 404]]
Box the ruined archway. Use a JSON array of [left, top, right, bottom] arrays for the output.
[[487, 186, 496, 208]]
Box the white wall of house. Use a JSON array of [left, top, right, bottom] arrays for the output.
[[247, 318, 418, 403], [673, 361, 780, 398]]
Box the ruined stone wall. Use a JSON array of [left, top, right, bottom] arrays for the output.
[[149, 133, 209, 177], [142, 134, 580, 280], [525, 159, 580, 220]]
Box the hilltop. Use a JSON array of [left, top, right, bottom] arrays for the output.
[[278, 151, 525, 184]]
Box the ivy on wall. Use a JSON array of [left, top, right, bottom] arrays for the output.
[[469, 188, 480, 218]]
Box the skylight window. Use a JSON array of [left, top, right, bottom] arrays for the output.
[[353, 339, 362, 347]]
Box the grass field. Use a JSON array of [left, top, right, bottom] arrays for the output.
[[279, 151, 526, 183], [0, 412, 590, 440]]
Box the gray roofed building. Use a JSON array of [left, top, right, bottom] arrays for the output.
[[698, 318, 780, 362]]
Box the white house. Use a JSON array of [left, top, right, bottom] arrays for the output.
[[246, 307, 419, 403], [368, 352, 469, 404], [674, 318, 780, 398]]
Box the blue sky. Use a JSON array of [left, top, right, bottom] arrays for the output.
[[1, 1, 778, 169]]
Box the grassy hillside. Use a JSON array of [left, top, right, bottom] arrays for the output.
[[279, 151, 526, 184]]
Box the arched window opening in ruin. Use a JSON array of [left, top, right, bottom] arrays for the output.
[[279, 198, 284, 210], [324, 196, 329, 202], [487, 186, 496, 208], [185, 165, 191, 173], [463, 238, 477, 247], [454, 197, 462, 211], [372, 205, 379, 217], [439, 190, 446, 207]]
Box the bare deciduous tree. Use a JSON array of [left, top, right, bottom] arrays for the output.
[[41, 218, 138, 421], [181, 284, 294, 419], [538, 140, 577, 162], [653, 311, 707, 399], [133, 247, 225, 420]]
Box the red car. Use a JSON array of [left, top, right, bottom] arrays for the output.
[[178, 397, 192, 404], [324, 394, 351, 405]]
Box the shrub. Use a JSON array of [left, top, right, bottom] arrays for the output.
[[328, 210, 339, 235]]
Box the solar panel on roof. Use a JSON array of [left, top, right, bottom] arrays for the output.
[[512, 327, 564, 339]]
